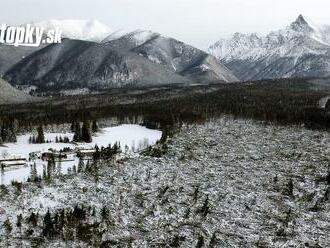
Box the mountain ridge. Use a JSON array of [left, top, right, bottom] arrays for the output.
[[209, 15, 330, 81], [4, 33, 237, 94]]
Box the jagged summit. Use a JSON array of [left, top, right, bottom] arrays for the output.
[[209, 15, 330, 81], [295, 14, 308, 25], [290, 14, 313, 32]]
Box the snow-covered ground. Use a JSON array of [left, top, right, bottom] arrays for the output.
[[0, 117, 329, 247], [0, 124, 161, 185]]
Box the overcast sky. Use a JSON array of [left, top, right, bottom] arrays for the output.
[[1, 0, 330, 49]]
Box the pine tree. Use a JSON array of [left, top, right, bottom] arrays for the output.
[[30, 162, 38, 182], [287, 178, 294, 196], [78, 158, 84, 173], [36, 125, 45, 144], [101, 206, 109, 222], [16, 214, 23, 229], [82, 121, 92, 143], [3, 218, 12, 235], [73, 122, 82, 142], [92, 120, 98, 133], [43, 210, 54, 238], [28, 212, 38, 227], [70, 121, 76, 132], [196, 235, 204, 248], [93, 145, 101, 161]]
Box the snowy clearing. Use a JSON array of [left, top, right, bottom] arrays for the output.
[[0, 124, 161, 185]]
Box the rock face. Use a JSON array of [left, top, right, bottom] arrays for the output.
[[0, 78, 35, 104], [4, 31, 237, 93], [209, 15, 330, 81]]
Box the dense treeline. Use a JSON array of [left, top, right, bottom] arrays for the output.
[[0, 118, 18, 143], [0, 78, 330, 133]]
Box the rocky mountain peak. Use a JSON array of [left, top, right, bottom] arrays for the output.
[[290, 14, 313, 32]]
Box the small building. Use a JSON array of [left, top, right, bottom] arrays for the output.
[[41, 152, 67, 161], [0, 158, 27, 168], [76, 148, 96, 159]]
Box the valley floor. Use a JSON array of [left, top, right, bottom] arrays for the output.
[[1, 116, 330, 247]]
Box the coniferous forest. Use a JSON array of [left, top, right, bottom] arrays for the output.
[[1, 78, 330, 247]]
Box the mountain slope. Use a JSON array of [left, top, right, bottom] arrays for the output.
[[104, 30, 238, 83], [32, 19, 112, 42], [209, 15, 330, 81], [0, 78, 35, 104], [4, 32, 237, 94], [0, 44, 46, 76], [3, 39, 193, 93]]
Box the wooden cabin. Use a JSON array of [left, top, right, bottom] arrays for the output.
[[41, 152, 67, 161], [0, 158, 27, 168], [76, 148, 96, 159]]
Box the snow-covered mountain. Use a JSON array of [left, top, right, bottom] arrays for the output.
[[4, 31, 237, 94], [209, 15, 330, 81], [104, 30, 238, 83], [32, 19, 112, 42], [102, 29, 156, 45]]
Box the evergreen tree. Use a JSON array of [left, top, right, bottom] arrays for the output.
[[93, 145, 101, 161], [3, 218, 12, 235], [73, 122, 82, 142], [36, 125, 45, 144], [287, 178, 294, 196], [70, 121, 76, 132], [92, 120, 99, 133], [82, 121, 92, 143], [30, 162, 38, 182], [196, 235, 204, 248], [16, 214, 23, 230], [101, 206, 109, 222], [43, 210, 54, 238], [28, 212, 38, 227], [78, 158, 84, 173]]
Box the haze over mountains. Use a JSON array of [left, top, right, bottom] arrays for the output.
[[209, 15, 330, 81]]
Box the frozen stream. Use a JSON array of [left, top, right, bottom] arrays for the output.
[[0, 124, 162, 185]]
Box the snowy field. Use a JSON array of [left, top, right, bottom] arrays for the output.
[[1, 117, 330, 247], [0, 124, 162, 185]]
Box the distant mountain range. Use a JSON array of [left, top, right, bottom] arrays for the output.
[[2, 16, 330, 99], [209, 15, 330, 81], [3, 25, 237, 94]]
